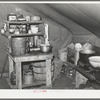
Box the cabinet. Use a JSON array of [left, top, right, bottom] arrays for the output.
[[7, 52, 53, 89], [4, 21, 44, 39], [2, 18, 53, 89]]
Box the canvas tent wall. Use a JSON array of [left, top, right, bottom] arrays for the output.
[[0, 3, 100, 73]]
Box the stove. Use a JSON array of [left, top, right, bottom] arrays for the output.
[[78, 60, 100, 81], [78, 60, 94, 71]]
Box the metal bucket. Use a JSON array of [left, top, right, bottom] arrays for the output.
[[11, 37, 27, 56], [24, 70, 33, 84]]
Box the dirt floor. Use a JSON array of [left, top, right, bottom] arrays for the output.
[[0, 72, 75, 89]]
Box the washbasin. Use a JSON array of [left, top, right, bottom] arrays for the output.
[[89, 56, 100, 68]]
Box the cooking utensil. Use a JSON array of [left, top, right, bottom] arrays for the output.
[[40, 44, 52, 53], [79, 50, 95, 63], [89, 56, 100, 68]]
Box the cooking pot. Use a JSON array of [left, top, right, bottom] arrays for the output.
[[40, 44, 52, 53], [79, 50, 95, 64]]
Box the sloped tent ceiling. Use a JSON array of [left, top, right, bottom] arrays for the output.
[[15, 3, 100, 37], [48, 4, 100, 37]]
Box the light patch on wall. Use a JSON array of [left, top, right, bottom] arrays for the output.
[[15, 7, 22, 12]]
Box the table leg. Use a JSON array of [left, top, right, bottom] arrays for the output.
[[15, 62, 22, 89], [8, 56, 14, 79], [46, 59, 52, 88]]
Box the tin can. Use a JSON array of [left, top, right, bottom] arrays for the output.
[[24, 70, 33, 84]]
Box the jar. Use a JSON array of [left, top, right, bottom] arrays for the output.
[[7, 13, 17, 21], [25, 15, 31, 21], [30, 25, 39, 33]]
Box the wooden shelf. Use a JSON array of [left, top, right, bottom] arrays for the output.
[[7, 78, 46, 89], [23, 81, 46, 89], [7, 52, 53, 62], [6, 21, 44, 25], [3, 31, 43, 39], [3, 20, 45, 39]]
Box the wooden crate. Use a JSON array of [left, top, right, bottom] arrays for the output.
[[67, 47, 77, 64]]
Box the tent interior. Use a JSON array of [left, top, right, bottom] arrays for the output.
[[0, 3, 100, 89]]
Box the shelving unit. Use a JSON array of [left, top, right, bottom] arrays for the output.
[[2, 18, 54, 89], [8, 52, 53, 89], [3, 31, 43, 39], [3, 20, 44, 38], [6, 20, 43, 25]]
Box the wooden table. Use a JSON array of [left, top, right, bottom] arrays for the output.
[[8, 52, 53, 89]]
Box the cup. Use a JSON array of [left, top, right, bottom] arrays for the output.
[[31, 25, 39, 33]]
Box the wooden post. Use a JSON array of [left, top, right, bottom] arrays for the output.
[[46, 59, 52, 88], [74, 50, 79, 65], [74, 50, 79, 88], [15, 62, 22, 89], [8, 56, 14, 79]]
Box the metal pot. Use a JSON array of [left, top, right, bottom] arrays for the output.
[[40, 44, 52, 53], [79, 50, 95, 64]]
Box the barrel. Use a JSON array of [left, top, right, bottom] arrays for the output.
[[11, 37, 27, 56], [31, 62, 54, 81]]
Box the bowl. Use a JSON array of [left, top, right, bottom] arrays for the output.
[[30, 25, 39, 33], [40, 44, 52, 53], [89, 56, 100, 68]]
